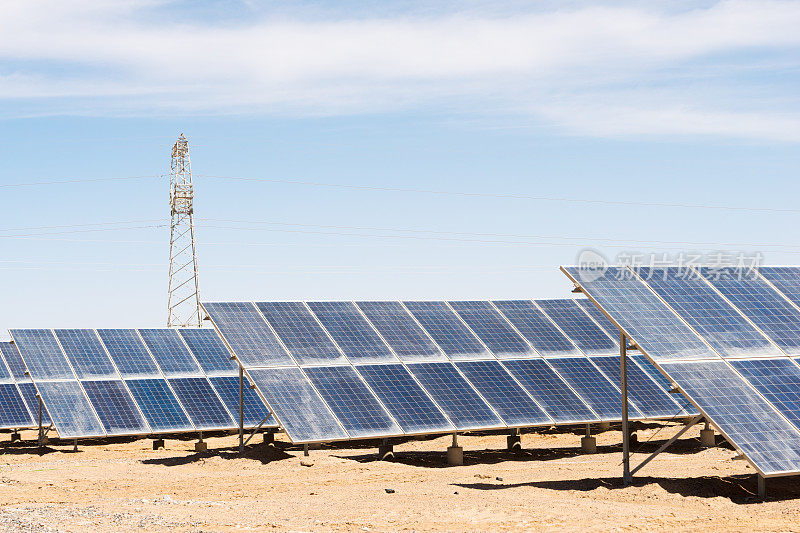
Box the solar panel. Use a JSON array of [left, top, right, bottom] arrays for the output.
[[455, 360, 552, 426], [404, 301, 492, 360], [0, 383, 35, 428], [138, 329, 202, 376], [536, 300, 617, 355], [81, 380, 150, 435], [448, 301, 537, 358], [698, 267, 800, 356], [307, 301, 397, 363], [9, 329, 74, 380], [178, 328, 239, 376], [730, 358, 800, 429], [0, 347, 13, 382], [493, 300, 580, 356], [356, 363, 454, 434], [589, 356, 684, 419], [246, 367, 348, 442], [97, 330, 161, 378], [18, 382, 50, 425], [562, 267, 717, 361], [575, 299, 619, 340], [662, 360, 800, 475], [357, 302, 443, 361], [406, 362, 504, 430], [54, 329, 117, 379], [636, 267, 781, 358], [760, 267, 800, 309], [547, 357, 643, 419], [0, 341, 28, 381], [304, 366, 402, 438], [501, 359, 598, 423], [201, 302, 294, 367], [209, 376, 276, 428], [256, 302, 347, 365], [125, 378, 194, 432], [168, 377, 235, 430], [35, 381, 105, 438]]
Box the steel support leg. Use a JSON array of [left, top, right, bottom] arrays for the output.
[[238, 366, 245, 454], [37, 396, 44, 447], [620, 331, 632, 486], [758, 475, 766, 499]]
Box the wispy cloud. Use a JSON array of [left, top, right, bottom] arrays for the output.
[[1, 0, 799, 141]]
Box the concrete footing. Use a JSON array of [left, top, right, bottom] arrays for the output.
[[153, 439, 165, 450], [263, 432, 274, 445], [506, 434, 522, 452], [581, 436, 597, 453], [378, 444, 394, 461], [701, 428, 715, 447], [447, 446, 463, 466], [10, 433, 21, 442], [195, 440, 208, 452]]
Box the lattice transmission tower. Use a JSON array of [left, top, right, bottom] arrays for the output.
[[167, 134, 202, 328]]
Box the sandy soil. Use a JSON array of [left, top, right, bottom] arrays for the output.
[[0, 422, 799, 532]]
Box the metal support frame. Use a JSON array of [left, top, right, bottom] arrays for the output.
[[620, 331, 633, 486], [239, 366, 244, 454], [630, 415, 703, 477], [758, 475, 766, 499]]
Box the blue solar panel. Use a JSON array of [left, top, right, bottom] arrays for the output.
[[403, 301, 492, 360], [699, 267, 800, 356], [637, 267, 780, 358], [247, 367, 348, 442], [178, 329, 238, 376], [562, 267, 717, 361], [449, 301, 536, 358], [537, 300, 617, 355], [589, 356, 683, 419], [406, 362, 504, 430], [17, 382, 50, 425], [168, 377, 235, 430], [0, 345, 14, 382], [662, 360, 800, 475], [9, 329, 74, 380], [760, 267, 800, 309], [0, 342, 28, 381], [97, 330, 161, 377], [139, 329, 202, 376], [202, 302, 294, 367], [125, 378, 194, 432], [357, 301, 443, 361], [81, 380, 150, 435], [730, 358, 800, 430], [256, 302, 347, 365], [575, 299, 620, 340], [209, 376, 277, 428], [630, 354, 673, 391], [455, 360, 552, 426], [501, 359, 598, 423], [307, 301, 397, 363], [304, 366, 401, 438], [36, 381, 105, 438], [356, 364, 454, 434], [547, 357, 643, 419], [0, 384, 34, 428], [493, 300, 580, 357], [54, 329, 117, 379]]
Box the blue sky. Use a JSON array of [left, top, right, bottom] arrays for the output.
[[1, 0, 799, 335]]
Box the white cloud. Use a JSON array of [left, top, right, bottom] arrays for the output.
[[0, 0, 799, 141]]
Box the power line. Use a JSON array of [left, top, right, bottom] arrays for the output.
[[0, 175, 162, 188]]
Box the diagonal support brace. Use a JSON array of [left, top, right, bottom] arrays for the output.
[[630, 415, 704, 477]]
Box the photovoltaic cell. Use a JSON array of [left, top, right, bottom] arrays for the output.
[[406, 362, 504, 430], [730, 358, 800, 430], [256, 302, 346, 365], [455, 360, 551, 426], [0, 342, 28, 381], [209, 376, 277, 428], [36, 381, 105, 438], [307, 301, 397, 363], [17, 383, 50, 425], [178, 328, 238, 375], [575, 299, 620, 340], [493, 300, 580, 356], [449, 301, 536, 358], [97, 329, 161, 377], [357, 301, 443, 361], [202, 302, 294, 367], [760, 267, 800, 309], [54, 329, 116, 379], [501, 359, 598, 423], [0, 383, 34, 427], [81, 380, 150, 435], [699, 267, 800, 356], [404, 301, 492, 360], [247, 367, 348, 442], [168, 377, 235, 430], [10, 329, 74, 380], [0, 345, 13, 382], [304, 366, 401, 438], [662, 360, 800, 475], [125, 378, 194, 432], [562, 267, 717, 361], [139, 329, 202, 376], [537, 300, 617, 355], [356, 364, 454, 434], [637, 267, 780, 358], [630, 354, 672, 391]]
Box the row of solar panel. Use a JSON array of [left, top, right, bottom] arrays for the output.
[[562, 266, 800, 476], [4, 329, 274, 438]]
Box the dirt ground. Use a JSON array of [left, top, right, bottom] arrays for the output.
[[0, 422, 799, 532]]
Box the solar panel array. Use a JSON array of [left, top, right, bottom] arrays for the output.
[[562, 265, 800, 477], [8, 328, 275, 439], [0, 342, 37, 429], [204, 299, 691, 444]]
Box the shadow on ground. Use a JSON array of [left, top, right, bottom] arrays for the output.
[[139, 442, 294, 466]]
